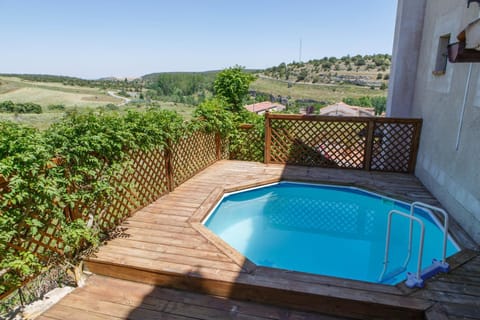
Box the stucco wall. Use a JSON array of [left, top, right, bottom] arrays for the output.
[[387, 0, 426, 117], [410, 0, 480, 243]]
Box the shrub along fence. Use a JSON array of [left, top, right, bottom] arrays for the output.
[[0, 112, 224, 303]]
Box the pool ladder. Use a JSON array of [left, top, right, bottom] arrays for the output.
[[378, 202, 450, 288]]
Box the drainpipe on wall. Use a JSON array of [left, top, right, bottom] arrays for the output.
[[455, 63, 473, 151]]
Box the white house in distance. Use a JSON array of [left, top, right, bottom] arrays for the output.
[[390, 0, 480, 243], [244, 101, 286, 114], [319, 102, 375, 117]]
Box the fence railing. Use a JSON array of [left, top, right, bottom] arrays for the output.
[[264, 113, 422, 173]]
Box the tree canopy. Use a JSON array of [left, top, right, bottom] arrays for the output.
[[213, 66, 256, 112]]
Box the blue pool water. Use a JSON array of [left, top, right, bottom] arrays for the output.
[[204, 182, 459, 285]]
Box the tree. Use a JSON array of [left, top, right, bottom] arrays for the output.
[[213, 66, 256, 112], [297, 69, 308, 81], [355, 59, 366, 66], [371, 96, 387, 115]]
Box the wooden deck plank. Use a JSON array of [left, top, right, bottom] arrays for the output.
[[56, 294, 191, 320], [88, 252, 244, 279], [441, 302, 480, 319], [98, 244, 244, 272], [86, 256, 430, 319], [79, 276, 340, 320], [40, 275, 349, 320], [99, 232, 219, 252], [110, 225, 207, 243], [39, 304, 124, 320], [253, 266, 404, 296], [107, 238, 234, 262], [128, 211, 192, 226], [121, 219, 197, 234], [78, 160, 479, 320]]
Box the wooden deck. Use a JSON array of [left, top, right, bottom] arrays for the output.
[[41, 160, 479, 319], [37, 275, 345, 320]]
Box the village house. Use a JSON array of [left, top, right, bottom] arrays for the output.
[[319, 102, 375, 117], [244, 101, 286, 114]]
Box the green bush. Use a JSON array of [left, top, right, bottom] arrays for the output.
[[0, 103, 267, 294], [47, 104, 66, 111], [0, 101, 42, 114], [0, 109, 188, 294]]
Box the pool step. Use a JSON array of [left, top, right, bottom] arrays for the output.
[[406, 259, 450, 288]]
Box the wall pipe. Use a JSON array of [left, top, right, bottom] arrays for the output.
[[456, 63, 473, 151]]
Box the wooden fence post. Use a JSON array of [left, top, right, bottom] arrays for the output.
[[264, 112, 271, 164], [215, 132, 222, 161], [408, 119, 423, 173], [165, 140, 174, 192], [363, 119, 375, 171]]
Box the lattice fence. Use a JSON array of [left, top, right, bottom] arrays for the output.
[[96, 147, 169, 230], [0, 129, 221, 299], [172, 131, 218, 188], [229, 124, 265, 162], [370, 121, 420, 172], [265, 113, 422, 173]]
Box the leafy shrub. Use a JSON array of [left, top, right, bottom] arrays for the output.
[[0, 109, 187, 294], [0, 122, 59, 292], [193, 98, 234, 138], [193, 98, 264, 161], [0, 101, 42, 114], [47, 104, 66, 111], [104, 103, 119, 110]]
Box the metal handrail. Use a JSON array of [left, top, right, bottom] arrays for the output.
[[378, 210, 425, 282], [411, 202, 449, 264], [378, 202, 450, 284]]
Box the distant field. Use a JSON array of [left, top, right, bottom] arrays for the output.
[[250, 77, 386, 102], [0, 76, 120, 107], [0, 76, 196, 129], [0, 102, 195, 130], [0, 113, 66, 130]]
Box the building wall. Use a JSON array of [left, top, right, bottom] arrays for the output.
[[387, 0, 426, 117], [408, 0, 480, 243]]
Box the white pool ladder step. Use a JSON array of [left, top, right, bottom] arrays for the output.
[[378, 202, 450, 288]]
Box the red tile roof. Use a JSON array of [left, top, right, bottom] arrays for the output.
[[244, 101, 286, 113]]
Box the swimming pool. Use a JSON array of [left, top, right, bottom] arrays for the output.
[[203, 182, 460, 285]]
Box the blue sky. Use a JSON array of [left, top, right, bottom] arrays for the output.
[[0, 1, 397, 79]]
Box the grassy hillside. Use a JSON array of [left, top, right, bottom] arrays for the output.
[[250, 54, 390, 111], [250, 77, 385, 102], [262, 54, 390, 87]]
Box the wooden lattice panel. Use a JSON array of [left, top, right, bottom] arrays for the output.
[[370, 121, 419, 173], [230, 126, 264, 162], [1, 133, 222, 296], [265, 113, 422, 173], [97, 147, 169, 230], [172, 131, 217, 188], [5, 216, 63, 262], [269, 117, 367, 168]]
